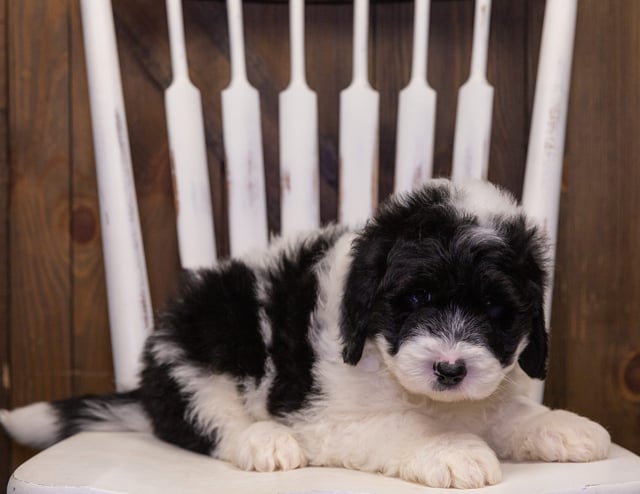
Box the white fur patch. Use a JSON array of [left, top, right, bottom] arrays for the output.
[[309, 233, 355, 362], [79, 401, 152, 434], [255, 276, 273, 347], [169, 361, 306, 470], [169, 364, 250, 443], [149, 331, 186, 365], [0, 402, 59, 448], [451, 179, 521, 224], [240, 358, 275, 422]]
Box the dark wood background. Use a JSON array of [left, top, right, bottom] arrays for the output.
[[2, 0, 640, 485]]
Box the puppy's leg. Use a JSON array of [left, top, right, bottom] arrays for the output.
[[297, 412, 501, 488], [173, 368, 306, 472], [204, 409, 307, 472], [231, 421, 307, 472], [486, 396, 611, 462], [216, 419, 306, 472], [398, 432, 502, 489]]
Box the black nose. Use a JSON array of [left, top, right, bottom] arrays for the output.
[[433, 360, 467, 386]]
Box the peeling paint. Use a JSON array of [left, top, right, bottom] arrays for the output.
[[544, 98, 564, 159], [115, 110, 130, 172], [412, 165, 424, 190], [115, 110, 153, 333], [247, 157, 257, 199], [141, 290, 152, 329]]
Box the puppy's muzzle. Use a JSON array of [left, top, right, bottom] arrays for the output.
[[433, 360, 467, 386]]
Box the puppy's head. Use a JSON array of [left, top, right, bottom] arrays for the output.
[[340, 179, 548, 402]]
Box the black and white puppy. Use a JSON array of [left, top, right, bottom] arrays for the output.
[[1, 179, 610, 488]]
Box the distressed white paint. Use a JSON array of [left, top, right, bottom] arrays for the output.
[[80, 0, 153, 391], [394, 0, 436, 194], [339, 0, 379, 227], [522, 0, 578, 403], [165, 0, 217, 269], [279, 0, 320, 236], [451, 0, 493, 181], [222, 0, 268, 256]]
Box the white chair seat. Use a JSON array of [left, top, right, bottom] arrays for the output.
[[8, 432, 640, 494]]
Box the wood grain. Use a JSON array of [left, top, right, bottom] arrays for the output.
[[0, 0, 9, 483], [373, 0, 413, 201], [428, 0, 472, 179], [485, 0, 527, 198], [306, 2, 351, 224], [545, 0, 640, 456], [8, 0, 72, 469]]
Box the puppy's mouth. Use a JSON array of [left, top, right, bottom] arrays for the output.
[[426, 382, 493, 403]]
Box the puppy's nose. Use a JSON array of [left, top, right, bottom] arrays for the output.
[[433, 360, 467, 386]]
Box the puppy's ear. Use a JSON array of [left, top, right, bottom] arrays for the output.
[[340, 230, 393, 365], [340, 183, 453, 364], [502, 215, 550, 379], [518, 305, 548, 379]]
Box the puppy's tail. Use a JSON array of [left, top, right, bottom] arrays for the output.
[[0, 390, 151, 449]]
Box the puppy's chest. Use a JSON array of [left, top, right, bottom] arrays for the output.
[[422, 404, 495, 434], [319, 365, 498, 433]]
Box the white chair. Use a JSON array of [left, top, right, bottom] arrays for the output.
[[6, 0, 640, 492]]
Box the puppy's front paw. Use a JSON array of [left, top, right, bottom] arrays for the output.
[[514, 410, 610, 462], [400, 435, 502, 489], [235, 421, 307, 472]]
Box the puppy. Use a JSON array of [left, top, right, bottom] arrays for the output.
[[1, 179, 610, 488]]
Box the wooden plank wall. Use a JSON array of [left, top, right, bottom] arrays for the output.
[[0, 0, 8, 483], [544, 0, 640, 450], [2, 0, 640, 486], [8, 1, 74, 470]]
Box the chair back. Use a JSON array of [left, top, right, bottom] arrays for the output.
[[80, 0, 577, 403]]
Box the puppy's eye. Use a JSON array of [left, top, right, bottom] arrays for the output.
[[404, 289, 433, 310], [484, 298, 505, 319]]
